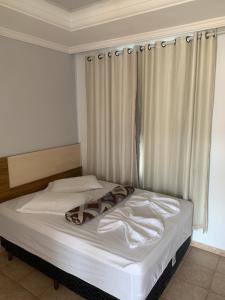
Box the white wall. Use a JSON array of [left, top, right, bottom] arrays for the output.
[[0, 36, 78, 157], [192, 34, 225, 251], [74, 54, 87, 171]]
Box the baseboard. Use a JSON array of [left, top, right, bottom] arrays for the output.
[[191, 241, 225, 257]]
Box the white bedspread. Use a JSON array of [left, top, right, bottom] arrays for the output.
[[98, 207, 164, 248], [126, 192, 180, 219], [98, 192, 181, 248], [0, 181, 193, 300]]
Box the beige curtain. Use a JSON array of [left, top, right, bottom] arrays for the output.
[[85, 50, 137, 185], [139, 33, 217, 230]]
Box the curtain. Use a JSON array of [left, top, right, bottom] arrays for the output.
[[85, 50, 137, 185], [138, 33, 217, 230]]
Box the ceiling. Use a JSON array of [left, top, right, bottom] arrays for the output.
[[0, 0, 225, 54], [45, 0, 103, 11]]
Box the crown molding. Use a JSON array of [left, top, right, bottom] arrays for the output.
[[69, 15, 225, 53], [0, 16, 225, 54], [0, 0, 69, 30], [0, 0, 195, 31], [0, 26, 69, 53], [70, 0, 195, 31]]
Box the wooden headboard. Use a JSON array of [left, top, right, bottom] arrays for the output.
[[0, 144, 82, 202]]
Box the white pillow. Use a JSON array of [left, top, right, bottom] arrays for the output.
[[48, 175, 103, 193], [17, 192, 91, 215]]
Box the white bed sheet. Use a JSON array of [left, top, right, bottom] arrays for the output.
[[0, 181, 193, 300]]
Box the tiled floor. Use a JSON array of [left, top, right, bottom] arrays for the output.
[[0, 251, 84, 300], [160, 247, 225, 300], [0, 247, 225, 300]]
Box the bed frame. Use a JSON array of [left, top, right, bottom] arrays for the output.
[[1, 236, 191, 300], [0, 144, 191, 299]]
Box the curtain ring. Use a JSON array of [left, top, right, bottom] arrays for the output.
[[161, 41, 166, 48], [148, 44, 152, 50], [98, 54, 103, 60], [127, 48, 133, 54], [174, 39, 176, 45], [139, 45, 145, 52], [87, 56, 92, 62], [115, 51, 120, 56], [108, 52, 112, 58], [205, 32, 210, 39], [186, 36, 192, 43], [205, 31, 216, 39], [198, 32, 202, 40]]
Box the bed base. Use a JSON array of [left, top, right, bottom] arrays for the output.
[[1, 236, 191, 300]]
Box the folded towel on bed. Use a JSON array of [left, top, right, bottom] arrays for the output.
[[65, 185, 135, 225], [126, 192, 180, 219], [98, 207, 164, 248]]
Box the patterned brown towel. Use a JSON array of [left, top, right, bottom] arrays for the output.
[[65, 185, 135, 225]]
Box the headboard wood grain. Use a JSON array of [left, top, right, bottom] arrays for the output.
[[0, 144, 82, 203], [0, 158, 10, 197], [8, 144, 81, 188]]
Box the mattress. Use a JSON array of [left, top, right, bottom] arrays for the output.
[[0, 181, 193, 300]]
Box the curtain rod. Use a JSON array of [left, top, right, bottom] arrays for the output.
[[86, 29, 219, 61]]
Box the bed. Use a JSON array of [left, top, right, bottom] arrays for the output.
[[0, 145, 193, 300]]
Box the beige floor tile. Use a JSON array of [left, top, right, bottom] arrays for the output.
[[217, 257, 225, 275], [207, 293, 225, 300], [0, 289, 39, 300], [19, 269, 52, 296], [186, 247, 219, 270], [1, 258, 34, 281], [40, 285, 85, 300], [0, 272, 21, 295], [211, 272, 225, 297], [161, 276, 177, 298], [163, 278, 208, 300], [176, 261, 214, 288]]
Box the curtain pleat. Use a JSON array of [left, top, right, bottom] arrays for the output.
[[139, 33, 217, 230], [189, 34, 217, 229], [85, 51, 138, 185]]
